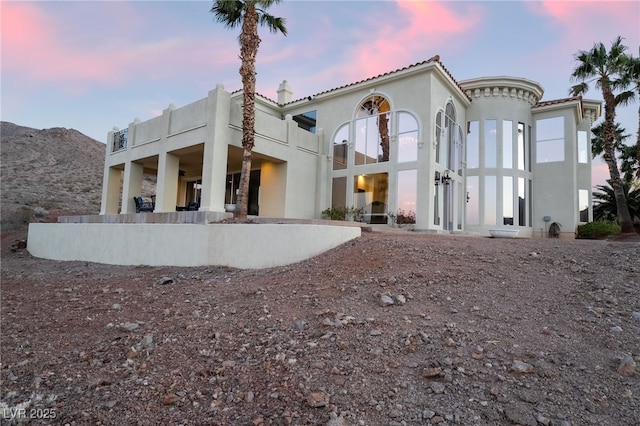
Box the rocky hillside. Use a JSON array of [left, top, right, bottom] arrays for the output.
[[1, 121, 106, 230]]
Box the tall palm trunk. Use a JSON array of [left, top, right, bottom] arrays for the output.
[[236, 4, 260, 220], [602, 86, 635, 233], [378, 114, 390, 162]]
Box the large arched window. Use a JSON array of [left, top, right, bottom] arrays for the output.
[[355, 95, 391, 165]]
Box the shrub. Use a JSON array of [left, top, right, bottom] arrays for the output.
[[1, 207, 34, 231], [388, 209, 416, 225], [321, 206, 363, 221], [576, 221, 621, 239], [33, 206, 48, 218]]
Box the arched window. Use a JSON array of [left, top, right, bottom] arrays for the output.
[[355, 95, 391, 165], [332, 124, 349, 170], [397, 112, 418, 162]]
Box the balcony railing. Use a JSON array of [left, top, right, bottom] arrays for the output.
[[112, 128, 128, 152]]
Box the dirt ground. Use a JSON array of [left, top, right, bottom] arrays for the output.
[[1, 228, 639, 426]]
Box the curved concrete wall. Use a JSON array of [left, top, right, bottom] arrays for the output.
[[27, 223, 361, 269]]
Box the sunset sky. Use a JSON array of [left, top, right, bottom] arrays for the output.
[[2, 0, 639, 188]]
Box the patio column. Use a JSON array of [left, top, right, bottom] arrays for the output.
[[121, 161, 144, 214], [100, 166, 123, 215], [156, 152, 180, 212], [200, 84, 231, 212]]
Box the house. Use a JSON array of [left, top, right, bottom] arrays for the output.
[[100, 55, 600, 238]]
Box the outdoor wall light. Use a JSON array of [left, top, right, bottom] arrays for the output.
[[434, 171, 441, 186], [442, 171, 452, 185]]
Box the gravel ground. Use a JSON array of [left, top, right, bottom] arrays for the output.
[[1, 228, 639, 426]]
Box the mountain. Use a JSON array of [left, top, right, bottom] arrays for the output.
[[1, 121, 106, 230]]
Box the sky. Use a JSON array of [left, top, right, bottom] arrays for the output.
[[2, 0, 639, 189]]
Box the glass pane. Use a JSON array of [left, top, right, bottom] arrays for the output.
[[503, 176, 513, 225], [398, 112, 418, 163], [398, 131, 418, 162], [333, 144, 347, 170], [528, 179, 532, 226], [518, 177, 525, 226], [537, 140, 564, 163], [536, 117, 564, 163], [579, 189, 589, 222], [354, 173, 388, 224], [484, 175, 496, 225], [378, 113, 390, 162], [578, 131, 588, 164], [365, 116, 379, 163], [457, 126, 464, 175], [467, 121, 479, 168], [457, 182, 463, 230], [332, 177, 347, 209], [435, 111, 442, 164], [433, 184, 440, 226], [334, 124, 349, 145], [503, 120, 513, 169], [448, 123, 456, 170], [398, 112, 418, 133], [354, 117, 367, 165], [397, 170, 417, 222], [517, 123, 525, 170], [484, 120, 497, 168], [333, 124, 349, 170], [466, 176, 479, 225]]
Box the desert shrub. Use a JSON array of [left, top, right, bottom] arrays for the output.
[[1, 207, 34, 231], [389, 209, 416, 225], [321, 206, 363, 221], [576, 220, 621, 239], [39, 199, 59, 210], [33, 206, 48, 217]]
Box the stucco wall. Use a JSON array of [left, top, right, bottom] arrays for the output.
[[27, 223, 361, 269]]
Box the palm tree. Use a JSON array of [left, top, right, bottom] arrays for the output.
[[619, 49, 640, 174], [591, 122, 638, 183], [211, 0, 287, 220], [570, 36, 636, 233], [593, 181, 640, 232]]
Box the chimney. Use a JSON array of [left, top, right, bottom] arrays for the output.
[[277, 80, 293, 104]]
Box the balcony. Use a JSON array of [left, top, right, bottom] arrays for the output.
[[112, 128, 128, 152]]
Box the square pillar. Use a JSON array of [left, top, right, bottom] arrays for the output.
[[200, 85, 231, 212], [121, 161, 144, 214], [156, 152, 180, 212], [100, 166, 123, 214]]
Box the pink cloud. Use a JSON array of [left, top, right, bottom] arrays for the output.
[[345, 1, 483, 83], [1, 3, 234, 94], [2, 3, 117, 90], [526, 1, 640, 50]]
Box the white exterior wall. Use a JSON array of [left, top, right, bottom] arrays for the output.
[[531, 104, 583, 238]]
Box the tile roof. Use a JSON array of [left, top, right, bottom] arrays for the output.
[[533, 95, 582, 109], [285, 55, 471, 105]]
